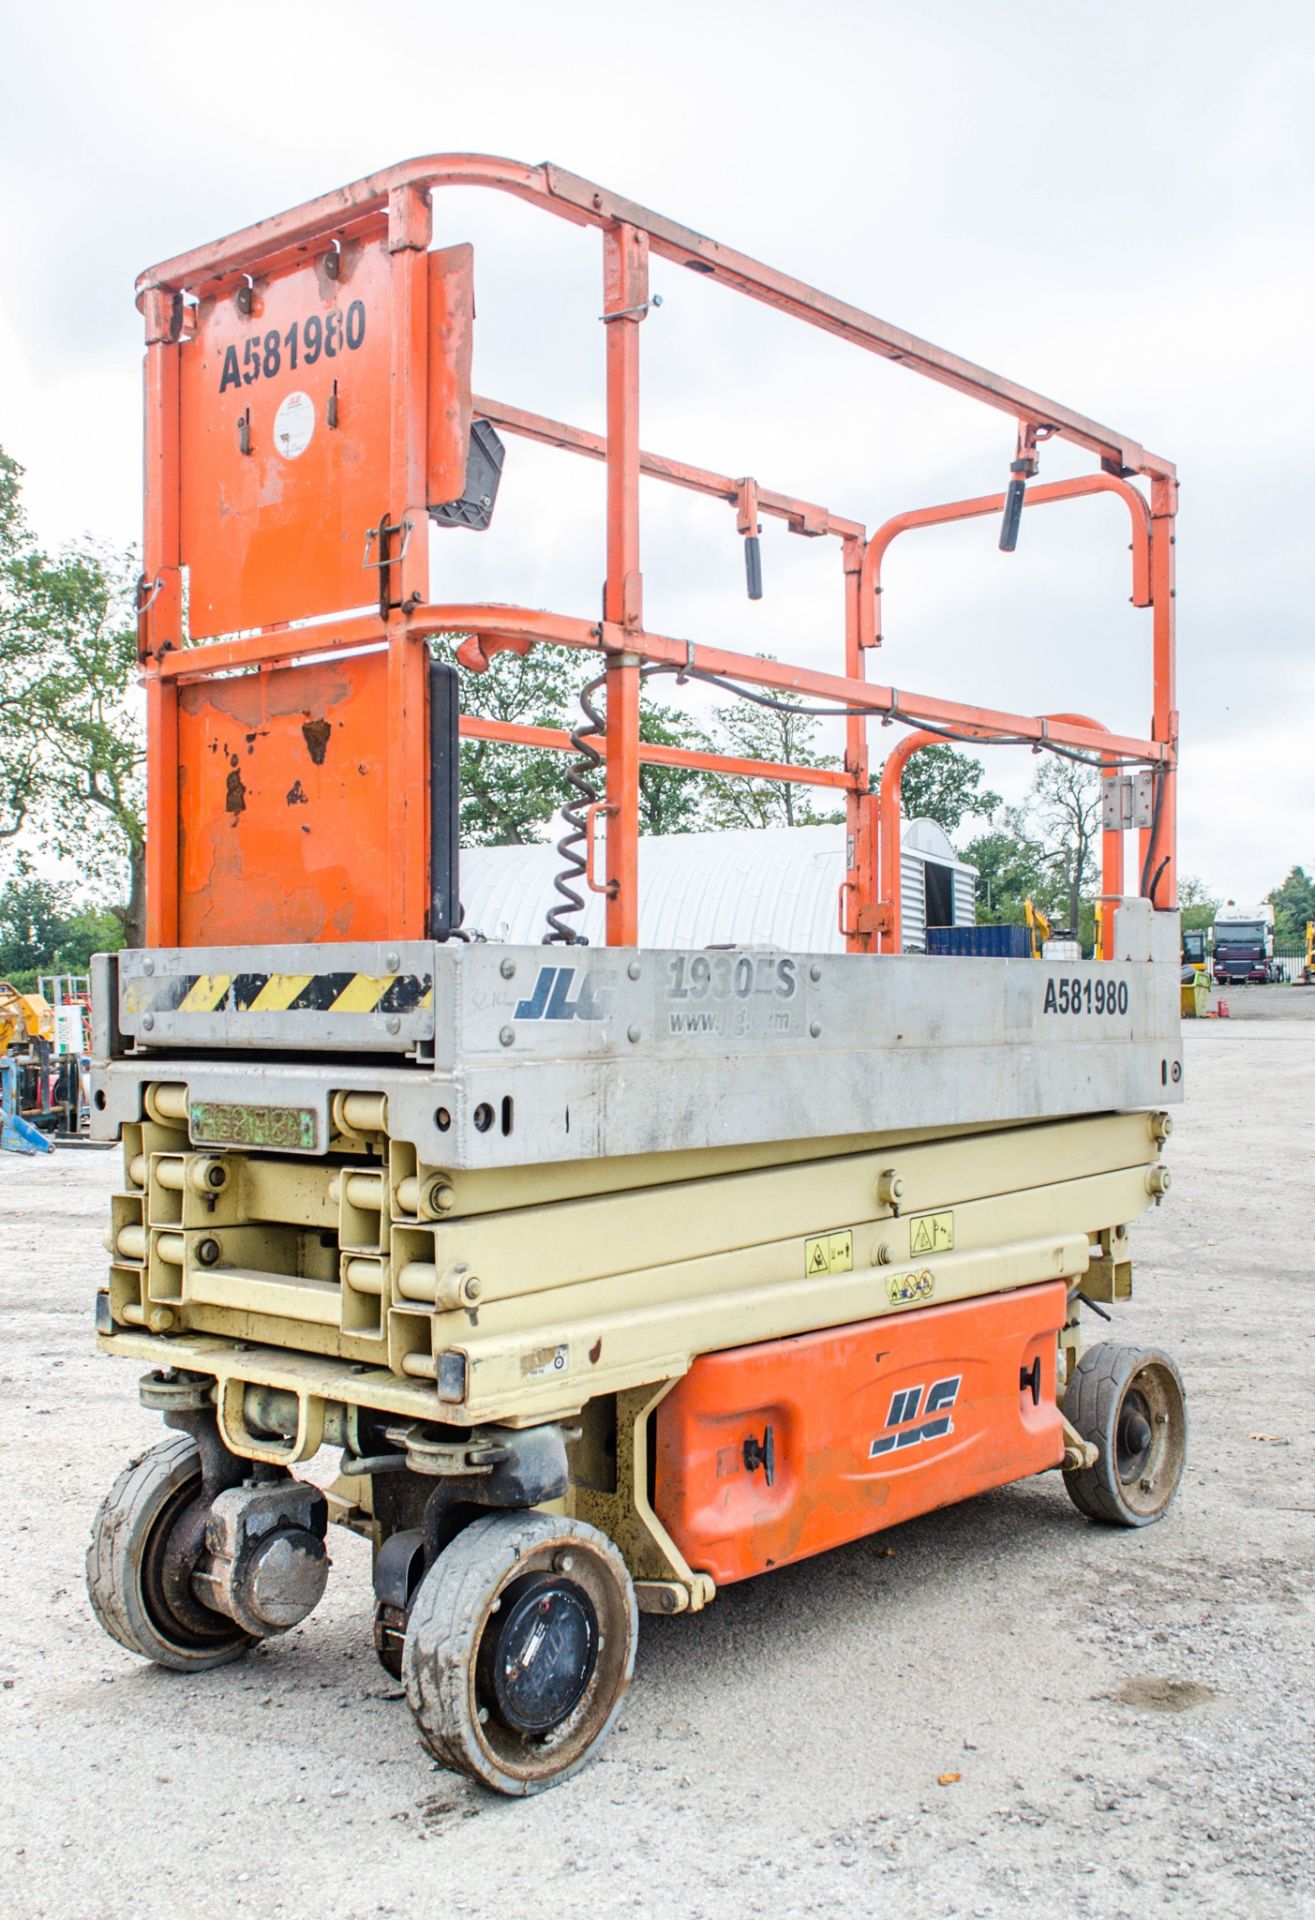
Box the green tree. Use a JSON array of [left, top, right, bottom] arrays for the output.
[[1026, 757, 1103, 937], [0, 879, 123, 983], [62, 903, 128, 968], [0, 877, 72, 976], [637, 700, 715, 836], [0, 448, 43, 849], [1, 448, 145, 939], [441, 643, 720, 844], [438, 639, 582, 846], [702, 669, 841, 829], [878, 743, 1001, 838], [1267, 866, 1315, 937], [1178, 874, 1219, 934], [960, 824, 1052, 925]]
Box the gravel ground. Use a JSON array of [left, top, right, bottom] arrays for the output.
[[1, 1012, 1312, 1919]]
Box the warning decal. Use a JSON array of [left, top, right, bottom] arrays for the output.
[[909, 1212, 955, 1256], [805, 1230, 853, 1277], [273, 389, 315, 460], [887, 1268, 935, 1306]]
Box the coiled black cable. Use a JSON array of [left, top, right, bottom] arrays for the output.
[[544, 668, 610, 944], [542, 656, 1171, 943]]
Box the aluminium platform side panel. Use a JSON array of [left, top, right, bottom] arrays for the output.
[[95, 906, 1182, 1169]]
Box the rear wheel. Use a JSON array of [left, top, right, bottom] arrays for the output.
[[86, 1434, 255, 1671], [402, 1511, 637, 1795], [1063, 1343, 1187, 1526]]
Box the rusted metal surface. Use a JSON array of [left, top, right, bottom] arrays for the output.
[[177, 241, 395, 638], [176, 655, 392, 944]]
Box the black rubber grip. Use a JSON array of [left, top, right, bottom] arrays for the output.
[[999, 476, 1026, 552], [427, 658, 461, 938]]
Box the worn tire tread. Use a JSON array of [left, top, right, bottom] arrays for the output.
[[402, 1512, 635, 1795], [1062, 1341, 1185, 1526], [86, 1433, 252, 1670], [86, 1433, 199, 1655]]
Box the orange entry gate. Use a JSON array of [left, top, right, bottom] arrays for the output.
[[653, 1280, 1067, 1586]]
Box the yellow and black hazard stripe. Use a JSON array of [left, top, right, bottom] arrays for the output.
[[139, 970, 433, 1016]]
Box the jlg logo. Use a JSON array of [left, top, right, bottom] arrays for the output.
[[869, 1375, 961, 1457], [512, 966, 606, 1022]]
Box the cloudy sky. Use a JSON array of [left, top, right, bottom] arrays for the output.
[[2, 0, 1312, 903]]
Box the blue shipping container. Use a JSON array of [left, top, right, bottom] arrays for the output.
[[924, 924, 1032, 959]]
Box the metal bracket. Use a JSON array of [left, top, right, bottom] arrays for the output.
[[364, 514, 415, 618], [135, 574, 164, 616], [139, 1367, 215, 1415], [363, 516, 414, 569], [382, 1422, 512, 1477], [1101, 772, 1155, 831], [600, 294, 663, 322], [1061, 1412, 1099, 1471]]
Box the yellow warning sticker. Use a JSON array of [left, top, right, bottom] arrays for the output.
[[909, 1211, 954, 1256], [805, 1230, 853, 1277], [888, 1268, 935, 1306]]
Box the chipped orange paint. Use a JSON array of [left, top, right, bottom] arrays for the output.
[[179, 238, 394, 639], [176, 653, 393, 945]]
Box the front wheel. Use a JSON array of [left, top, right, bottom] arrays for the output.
[[402, 1511, 638, 1795], [86, 1434, 256, 1671], [1063, 1343, 1187, 1526]]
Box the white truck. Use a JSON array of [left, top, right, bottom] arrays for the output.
[[1211, 902, 1277, 984]]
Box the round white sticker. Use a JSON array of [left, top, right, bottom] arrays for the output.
[[273, 390, 315, 460]]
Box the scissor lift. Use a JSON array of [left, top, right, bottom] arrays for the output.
[[86, 157, 1185, 1794]]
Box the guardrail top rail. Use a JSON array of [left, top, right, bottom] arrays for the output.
[[134, 153, 1177, 953]]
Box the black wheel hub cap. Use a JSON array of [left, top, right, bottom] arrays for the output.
[[483, 1572, 598, 1735], [1116, 1389, 1154, 1483]]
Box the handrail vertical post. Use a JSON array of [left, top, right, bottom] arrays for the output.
[[387, 184, 434, 939], [603, 223, 647, 945], [842, 535, 874, 950], [1144, 476, 1178, 909], [141, 290, 182, 946]]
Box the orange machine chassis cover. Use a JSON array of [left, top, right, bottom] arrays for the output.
[[654, 1280, 1067, 1587]]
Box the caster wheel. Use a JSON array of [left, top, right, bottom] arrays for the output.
[[372, 1528, 427, 1681], [1063, 1343, 1187, 1526], [374, 1603, 406, 1682], [86, 1434, 256, 1671], [402, 1511, 638, 1796]]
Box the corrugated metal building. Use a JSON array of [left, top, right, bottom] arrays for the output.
[[459, 820, 976, 953]]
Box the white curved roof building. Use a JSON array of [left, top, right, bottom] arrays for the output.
[[459, 819, 976, 953]]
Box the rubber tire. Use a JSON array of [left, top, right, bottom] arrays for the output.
[[1063, 1342, 1187, 1527], [402, 1511, 638, 1796], [86, 1434, 255, 1672]]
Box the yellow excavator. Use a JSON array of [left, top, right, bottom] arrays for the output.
[[0, 982, 56, 1155], [0, 981, 53, 1053], [1024, 898, 1052, 960]]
